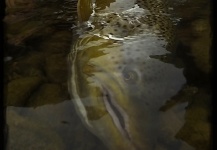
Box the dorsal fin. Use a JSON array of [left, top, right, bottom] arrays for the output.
[[77, 0, 93, 23]]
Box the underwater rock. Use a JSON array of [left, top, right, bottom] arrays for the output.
[[176, 88, 211, 150], [4, 7, 57, 47], [190, 37, 211, 74], [174, 0, 210, 21], [190, 19, 211, 74], [5, 0, 36, 14], [7, 65, 45, 81], [159, 85, 198, 111], [6, 52, 45, 81], [27, 83, 68, 107], [191, 19, 210, 37], [38, 31, 72, 55], [4, 56, 13, 62], [6, 101, 108, 150], [18, 51, 45, 68], [6, 77, 43, 106], [5, 20, 44, 46], [174, 1, 211, 74], [6, 108, 64, 150], [45, 54, 68, 83], [176, 121, 211, 150]]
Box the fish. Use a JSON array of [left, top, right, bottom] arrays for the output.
[[68, 0, 193, 150]]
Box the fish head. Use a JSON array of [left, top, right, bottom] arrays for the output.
[[68, 34, 187, 150]]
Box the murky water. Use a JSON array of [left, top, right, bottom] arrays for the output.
[[4, 0, 212, 150]]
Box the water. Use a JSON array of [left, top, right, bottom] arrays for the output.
[[4, 0, 212, 150]]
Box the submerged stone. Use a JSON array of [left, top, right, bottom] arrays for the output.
[[45, 54, 68, 83], [6, 77, 43, 106], [6, 52, 45, 82], [6, 108, 64, 150], [176, 88, 211, 150], [27, 83, 68, 107], [38, 31, 72, 55], [190, 18, 211, 74]]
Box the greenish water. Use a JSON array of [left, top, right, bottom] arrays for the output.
[[4, 0, 212, 150]]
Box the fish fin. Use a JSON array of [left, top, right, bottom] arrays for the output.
[[77, 0, 93, 23]]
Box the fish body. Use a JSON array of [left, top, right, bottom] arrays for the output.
[[68, 0, 193, 150]]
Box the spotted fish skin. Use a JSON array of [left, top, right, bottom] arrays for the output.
[[68, 0, 193, 150], [76, 0, 175, 49]]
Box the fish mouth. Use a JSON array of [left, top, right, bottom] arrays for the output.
[[101, 85, 131, 141]]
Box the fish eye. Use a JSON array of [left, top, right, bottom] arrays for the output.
[[122, 69, 139, 84]]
